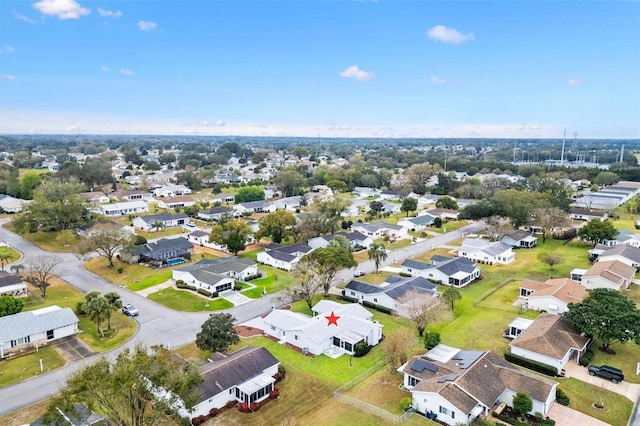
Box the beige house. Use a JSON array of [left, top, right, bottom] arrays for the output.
[[582, 260, 636, 290], [519, 278, 587, 314]]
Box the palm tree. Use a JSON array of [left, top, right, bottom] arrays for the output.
[[86, 296, 111, 338], [10, 263, 26, 276], [0, 249, 14, 271], [151, 220, 165, 233], [367, 242, 388, 274], [104, 291, 123, 330]]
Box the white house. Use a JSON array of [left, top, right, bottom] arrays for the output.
[[307, 231, 374, 251], [198, 206, 232, 221], [132, 213, 189, 231], [109, 190, 154, 202], [173, 258, 260, 283], [78, 191, 110, 205], [398, 214, 436, 232], [152, 184, 192, 198], [519, 278, 587, 314], [352, 187, 380, 198], [399, 344, 557, 425], [0, 306, 79, 359], [99, 201, 149, 217], [400, 256, 480, 287], [351, 221, 407, 239], [233, 200, 275, 216], [272, 196, 301, 211], [262, 300, 383, 356], [425, 208, 460, 221], [344, 276, 439, 311], [0, 194, 30, 213], [0, 272, 28, 297], [256, 243, 313, 271], [181, 346, 280, 421], [581, 260, 635, 290], [157, 195, 196, 210], [593, 243, 640, 269], [458, 239, 515, 265], [569, 207, 607, 222], [509, 314, 590, 374], [501, 230, 537, 249]]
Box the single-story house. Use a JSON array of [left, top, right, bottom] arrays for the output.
[[399, 344, 557, 425], [157, 195, 196, 210], [272, 196, 301, 211], [458, 239, 515, 265], [198, 206, 232, 221], [351, 221, 407, 239], [400, 256, 480, 288], [352, 187, 381, 198], [233, 200, 275, 216], [262, 300, 383, 356], [256, 243, 313, 271], [519, 278, 587, 314], [307, 231, 374, 251], [180, 346, 280, 420], [99, 201, 149, 217], [501, 230, 537, 249], [591, 243, 640, 269], [0, 194, 30, 213], [581, 260, 636, 290], [379, 190, 401, 201], [125, 237, 194, 266], [569, 207, 607, 222], [0, 272, 28, 297], [0, 305, 79, 359], [78, 191, 110, 205], [212, 193, 235, 204], [132, 213, 189, 231], [108, 190, 154, 202], [398, 214, 436, 232], [174, 257, 260, 283], [30, 403, 108, 426], [76, 221, 134, 237], [509, 313, 591, 374], [426, 208, 460, 221], [152, 184, 192, 198], [380, 201, 401, 214], [344, 276, 439, 312]]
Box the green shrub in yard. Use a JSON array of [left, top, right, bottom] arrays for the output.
[[399, 272, 412, 277], [399, 397, 412, 412], [556, 388, 570, 406], [424, 331, 441, 350], [504, 352, 558, 377], [354, 341, 371, 357], [197, 288, 212, 297], [578, 349, 594, 366]]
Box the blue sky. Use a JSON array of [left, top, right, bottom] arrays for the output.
[[1, 0, 638, 138]]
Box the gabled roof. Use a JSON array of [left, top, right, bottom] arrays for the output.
[[598, 244, 640, 264], [198, 346, 279, 399], [176, 257, 256, 274], [436, 257, 478, 275], [520, 278, 586, 304], [401, 215, 435, 226], [353, 221, 403, 232], [346, 276, 438, 300], [570, 207, 605, 217], [200, 206, 231, 215], [0, 306, 78, 343], [584, 259, 636, 282], [131, 237, 193, 257], [510, 313, 590, 359], [0, 273, 24, 288], [504, 230, 536, 241], [237, 200, 271, 209], [266, 250, 297, 263], [138, 213, 189, 224], [401, 259, 432, 270]]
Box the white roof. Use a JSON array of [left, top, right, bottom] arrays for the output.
[[0, 306, 78, 343], [237, 374, 275, 394], [425, 344, 460, 363], [508, 317, 535, 330]]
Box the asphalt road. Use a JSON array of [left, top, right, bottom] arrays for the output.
[[0, 220, 483, 416]]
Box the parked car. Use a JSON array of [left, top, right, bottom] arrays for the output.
[[354, 270, 365, 277], [588, 365, 624, 383], [122, 304, 139, 317]]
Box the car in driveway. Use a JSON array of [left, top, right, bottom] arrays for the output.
[[121, 304, 139, 317], [354, 270, 365, 277], [588, 365, 624, 383]]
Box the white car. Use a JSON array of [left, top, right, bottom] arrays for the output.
[[354, 270, 365, 277], [122, 304, 139, 317]]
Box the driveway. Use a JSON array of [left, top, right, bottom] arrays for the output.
[[564, 361, 640, 402], [49, 335, 97, 363], [548, 403, 611, 426]]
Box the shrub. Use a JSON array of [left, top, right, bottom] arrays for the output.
[[399, 272, 412, 277], [492, 412, 529, 426], [269, 390, 280, 399], [278, 364, 286, 378], [208, 408, 220, 417], [424, 331, 441, 350], [133, 235, 147, 245], [191, 415, 209, 426], [354, 341, 371, 357], [578, 349, 594, 367], [117, 267, 124, 274], [211, 291, 218, 298], [176, 279, 184, 286], [224, 400, 237, 409], [504, 352, 558, 376], [234, 285, 242, 291], [399, 397, 412, 412], [556, 388, 570, 406], [75, 302, 87, 315], [273, 372, 284, 382], [197, 288, 212, 297]]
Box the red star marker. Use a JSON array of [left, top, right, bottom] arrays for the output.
[[325, 310, 340, 327]]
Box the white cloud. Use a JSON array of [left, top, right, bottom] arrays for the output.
[[430, 75, 446, 85], [1, 45, 16, 54], [119, 68, 134, 76], [567, 78, 585, 86], [1, 75, 16, 81], [138, 21, 157, 32], [33, 0, 90, 20], [215, 120, 226, 127], [13, 10, 37, 23], [427, 25, 474, 44], [339, 65, 374, 82], [100, 65, 110, 72], [65, 125, 82, 132], [98, 7, 121, 18]]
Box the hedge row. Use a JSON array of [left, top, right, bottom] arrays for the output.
[[503, 352, 558, 377]]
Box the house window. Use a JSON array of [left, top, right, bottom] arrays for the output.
[[439, 406, 454, 418], [373, 298, 378, 303], [294, 335, 299, 340], [271, 325, 276, 331], [351, 291, 355, 296], [408, 376, 420, 387]]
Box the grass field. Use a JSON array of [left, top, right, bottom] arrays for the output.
[[3, 222, 79, 253], [148, 288, 234, 311], [243, 265, 294, 298], [557, 377, 633, 426], [0, 246, 21, 267], [0, 346, 65, 388]]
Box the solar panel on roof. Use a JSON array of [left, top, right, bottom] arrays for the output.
[[410, 359, 428, 373], [437, 374, 458, 383]]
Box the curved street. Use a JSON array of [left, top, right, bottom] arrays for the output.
[[0, 220, 484, 416]]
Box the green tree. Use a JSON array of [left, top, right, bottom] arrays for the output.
[[274, 169, 307, 197], [234, 187, 265, 203], [225, 230, 247, 255], [316, 197, 351, 234], [435, 196, 458, 210], [150, 220, 165, 233], [578, 220, 618, 247], [77, 228, 133, 267], [400, 197, 418, 217], [0, 248, 15, 271], [368, 243, 388, 274], [512, 392, 533, 418], [256, 210, 297, 243], [299, 244, 357, 297], [441, 286, 462, 310], [209, 220, 252, 255], [491, 190, 551, 228], [9, 263, 25, 276], [43, 345, 202, 426], [369, 200, 384, 213], [565, 288, 640, 352], [86, 294, 111, 338], [405, 162, 442, 194], [104, 291, 123, 330], [56, 229, 77, 247], [0, 296, 24, 317], [593, 171, 619, 187], [19, 170, 43, 200], [196, 313, 240, 353]]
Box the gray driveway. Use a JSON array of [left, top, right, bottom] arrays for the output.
[[50, 335, 96, 363]]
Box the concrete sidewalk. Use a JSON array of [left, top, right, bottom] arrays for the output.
[[136, 280, 174, 297]]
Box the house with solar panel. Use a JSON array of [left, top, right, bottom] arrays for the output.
[[398, 344, 557, 425], [0, 306, 79, 359]]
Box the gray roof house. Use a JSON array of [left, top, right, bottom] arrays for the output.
[[132, 213, 189, 231], [344, 276, 439, 311], [502, 230, 537, 249], [400, 257, 480, 288], [591, 243, 640, 268], [0, 272, 28, 297], [31, 403, 108, 426], [126, 237, 194, 266], [173, 258, 260, 292], [0, 306, 79, 359], [351, 221, 407, 239]]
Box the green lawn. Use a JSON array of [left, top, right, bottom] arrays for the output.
[[0, 346, 64, 388], [557, 377, 633, 426], [134, 226, 185, 240], [0, 246, 21, 267], [587, 337, 640, 384], [243, 265, 294, 298], [2, 223, 78, 253], [239, 249, 262, 262], [22, 284, 85, 311], [429, 220, 468, 234], [147, 287, 233, 311]]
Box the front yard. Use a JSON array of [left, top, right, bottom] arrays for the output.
[[557, 377, 633, 426], [148, 288, 233, 311]]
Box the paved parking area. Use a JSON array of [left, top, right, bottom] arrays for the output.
[[564, 361, 640, 402], [50, 335, 96, 363]]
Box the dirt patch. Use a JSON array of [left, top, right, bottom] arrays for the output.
[[235, 325, 263, 337], [25, 275, 68, 292], [193, 246, 232, 258]]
